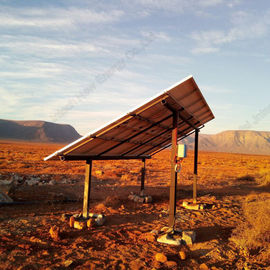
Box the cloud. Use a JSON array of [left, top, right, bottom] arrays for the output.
[[132, 0, 225, 12], [191, 46, 219, 54], [65, 110, 127, 134], [0, 35, 107, 60], [0, 86, 23, 114], [0, 7, 124, 29], [190, 10, 270, 54]]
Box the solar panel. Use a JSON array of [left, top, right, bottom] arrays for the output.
[[44, 75, 214, 161]]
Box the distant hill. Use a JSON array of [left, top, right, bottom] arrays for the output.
[[182, 130, 270, 155], [0, 119, 81, 143]]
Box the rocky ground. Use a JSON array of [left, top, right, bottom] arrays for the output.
[[0, 140, 270, 269]]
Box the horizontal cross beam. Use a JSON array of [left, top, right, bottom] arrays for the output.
[[129, 114, 171, 131], [59, 155, 151, 161], [121, 116, 194, 156]]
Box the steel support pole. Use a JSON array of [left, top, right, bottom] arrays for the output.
[[141, 158, 146, 191], [193, 129, 199, 204], [83, 159, 92, 218], [168, 110, 178, 229]]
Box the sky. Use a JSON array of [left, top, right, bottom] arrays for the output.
[[1, 0, 270, 135]]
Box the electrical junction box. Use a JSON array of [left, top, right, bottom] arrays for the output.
[[177, 144, 187, 158]]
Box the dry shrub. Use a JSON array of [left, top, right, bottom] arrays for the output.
[[256, 168, 270, 186], [230, 193, 270, 263], [236, 175, 255, 182], [104, 195, 123, 208]]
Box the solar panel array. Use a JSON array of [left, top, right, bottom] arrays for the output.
[[45, 75, 214, 161]]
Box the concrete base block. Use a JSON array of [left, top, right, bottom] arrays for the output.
[[157, 232, 182, 246], [128, 192, 152, 203], [71, 213, 106, 229], [157, 228, 196, 246], [182, 230, 196, 245], [182, 201, 206, 210], [74, 220, 86, 230]]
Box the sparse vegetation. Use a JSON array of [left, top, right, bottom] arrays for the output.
[[256, 167, 270, 186], [230, 193, 270, 263]]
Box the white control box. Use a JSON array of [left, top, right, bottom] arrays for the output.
[[177, 144, 187, 158]]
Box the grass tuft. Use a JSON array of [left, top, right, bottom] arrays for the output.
[[230, 194, 270, 263]]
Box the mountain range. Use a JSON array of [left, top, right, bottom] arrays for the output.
[[182, 130, 270, 155], [0, 119, 269, 155], [0, 119, 81, 143]]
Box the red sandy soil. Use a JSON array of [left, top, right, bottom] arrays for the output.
[[0, 140, 270, 269]]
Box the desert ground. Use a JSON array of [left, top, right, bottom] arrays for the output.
[[0, 140, 269, 269]]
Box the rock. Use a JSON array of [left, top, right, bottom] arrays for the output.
[[182, 201, 189, 207], [95, 203, 107, 212], [150, 229, 159, 235], [29, 236, 46, 244], [26, 178, 39, 186], [182, 230, 196, 245], [95, 215, 105, 226], [0, 180, 13, 185], [120, 174, 129, 181], [128, 194, 135, 200], [0, 191, 13, 202], [48, 180, 56, 185], [179, 250, 186, 260], [139, 232, 156, 242], [13, 174, 20, 181], [87, 218, 95, 228], [152, 260, 162, 269], [199, 204, 206, 210], [155, 253, 167, 263], [129, 259, 144, 270], [140, 190, 145, 196], [64, 259, 74, 267], [199, 263, 209, 270], [165, 261, 177, 268], [49, 226, 61, 241], [42, 250, 49, 255], [69, 216, 75, 228], [145, 196, 152, 203], [74, 220, 86, 230], [95, 170, 104, 176], [61, 213, 71, 222], [61, 179, 70, 184], [73, 213, 82, 219]]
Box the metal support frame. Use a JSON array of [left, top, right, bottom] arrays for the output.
[[122, 117, 193, 157], [137, 122, 200, 157], [193, 128, 199, 204], [150, 125, 204, 157], [83, 159, 92, 218], [168, 109, 178, 229], [141, 158, 146, 191]]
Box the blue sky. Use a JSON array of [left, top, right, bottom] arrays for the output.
[[1, 0, 270, 135]]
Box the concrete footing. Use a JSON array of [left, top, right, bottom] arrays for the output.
[[157, 231, 182, 246], [128, 192, 152, 203], [157, 228, 196, 246], [70, 213, 106, 229], [182, 201, 206, 210]]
